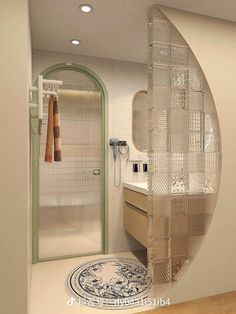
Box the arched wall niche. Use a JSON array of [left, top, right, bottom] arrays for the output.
[[147, 5, 222, 298]]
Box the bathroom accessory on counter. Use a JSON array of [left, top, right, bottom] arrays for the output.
[[29, 75, 63, 135], [143, 163, 148, 172], [133, 163, 139, 172], [109, 138, 129, 188]]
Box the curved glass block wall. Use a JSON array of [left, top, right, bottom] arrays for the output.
[[147, 6, 221, 295]]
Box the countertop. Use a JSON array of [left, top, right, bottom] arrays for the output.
[[123, 182, 148, 195]]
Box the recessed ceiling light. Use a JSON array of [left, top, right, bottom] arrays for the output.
[[80, 4, 93, 13], [71, 39, 81, 45]]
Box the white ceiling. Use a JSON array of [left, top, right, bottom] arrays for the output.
[[30, 0, 236, 64]]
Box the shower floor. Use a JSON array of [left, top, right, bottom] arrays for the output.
[[30, 251, 151, 314], [39, 229, 101, 258], [38, 205, 102, 259]]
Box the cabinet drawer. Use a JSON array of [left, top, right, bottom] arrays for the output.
[[124, 188, 147, 212], [124, 204, 148, 247]]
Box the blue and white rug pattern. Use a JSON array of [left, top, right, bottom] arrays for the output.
[[67, 258, 148, 309]]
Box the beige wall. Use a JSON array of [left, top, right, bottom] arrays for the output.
[[158, 6, 236, 303], [0, 1, 31, 314]]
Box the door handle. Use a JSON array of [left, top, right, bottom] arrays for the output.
[[92, 169, 100, 175]]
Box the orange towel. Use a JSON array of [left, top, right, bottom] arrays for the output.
[[53, 96, 62, 161]]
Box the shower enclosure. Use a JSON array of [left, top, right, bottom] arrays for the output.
[[31, 64, 107, 262]]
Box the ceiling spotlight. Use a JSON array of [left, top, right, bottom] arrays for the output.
[[71, 39, 81, 45], [80, 4, 93, 13]]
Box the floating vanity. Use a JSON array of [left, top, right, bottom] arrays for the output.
[[123, 182, 148, 247], [124, 182, 212, 250]]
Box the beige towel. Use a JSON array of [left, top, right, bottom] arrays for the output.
[[53, 96, 62, 161]]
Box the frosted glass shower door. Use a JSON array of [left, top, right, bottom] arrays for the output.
[[38, 72, 103, 260]]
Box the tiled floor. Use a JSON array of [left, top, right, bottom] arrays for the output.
[[30, 251, 152, 314]]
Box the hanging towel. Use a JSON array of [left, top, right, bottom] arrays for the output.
[[44, 95, 54, 162], [53, 95, 62, 161]]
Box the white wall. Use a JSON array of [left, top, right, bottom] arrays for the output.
[[32, 49, 148, 254], [157, 6, 236, 303], [0, 1, 31, 314]]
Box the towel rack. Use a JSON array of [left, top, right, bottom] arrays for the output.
[[29, 75, 63, 134]]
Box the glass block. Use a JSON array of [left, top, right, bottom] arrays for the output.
[[171, 109, 188, 131], [171, 131, 189, 153], [172, 258, 187, 280], [204, 133, 220, 152], [171, 67, 188, 89], [203, 194, 217, 214], [152, 260, 171, 284], [171, 26, 187, 46], [153, 240, 169, 259], [205, 152, 220, 173], [148, 70, 154, 90], [151, 19, 171, 44], [188, 153, 204, 172], [204, 114, 212, 133], [152, 87, 171, 109], [152, 109, 169, 130], [152, 7, 167, 21], [153, 153, 169, 173], [153, 197, 172, 216], [188, 51, 200, 69], [187, 235, 204, 257], [171, 237, 188, 257], [189, 91, 204, 111], [188, 196, 204, 215], [171, 196, 188, 215], [172, 46, 188, 66], [189, 132, 203, 152], [171, 212, 188, 237], [189, 172, 205, 193], [189, 69, 204, 91], [189, 111, 203, 132], [148, 129, 154, 151], [153, 217, 169, 238], [153, 130, 169, 152], [153, 65, 171, 87], [152, 44, 171, 66], [205, 173, 218, 193], [204, 90, 215, 114], [171, 172, 188, 194], [152, 173, 170, 194], [204, 113, 217, 133], [188, 213, 205, 236], [170, 153, 187, 173], [171, 89, 188, 109]]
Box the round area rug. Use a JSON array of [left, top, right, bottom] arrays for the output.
[[67, 258, 148, 309]]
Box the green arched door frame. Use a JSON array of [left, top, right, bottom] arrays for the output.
[[31, 63, 108, 263]]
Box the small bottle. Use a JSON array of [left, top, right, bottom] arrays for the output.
[[133, 163, 139, 172], [143, 163, 148, 172]]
